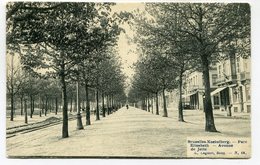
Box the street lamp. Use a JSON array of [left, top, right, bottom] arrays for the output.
[[76, 65, 84, 130], [203, 92, 206, 112]]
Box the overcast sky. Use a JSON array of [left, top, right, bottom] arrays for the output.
[[111, 3, 145, 88]]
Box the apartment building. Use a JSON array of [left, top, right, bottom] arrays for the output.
[[182, 69, 218, 110], [213, 54, 251, 113], [152, 53, 250, 114]]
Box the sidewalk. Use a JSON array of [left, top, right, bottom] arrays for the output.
[[6, 106, 250, 158]]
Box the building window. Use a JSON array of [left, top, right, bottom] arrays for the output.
[[212, 74, 217, 86]]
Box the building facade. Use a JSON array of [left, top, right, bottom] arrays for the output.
[[150, 53, 250, 114], [213, 54, 251, 113], [182, 69, 218, 110], [178, 52, 251, 114]]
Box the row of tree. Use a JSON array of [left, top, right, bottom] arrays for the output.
[[128, 3, 250, 132], [6, 54, 126, 118], [6, 61, 61, 118], [6, 2, 127, 138]]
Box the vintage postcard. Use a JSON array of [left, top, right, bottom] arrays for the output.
[[5, 1, 251, 159]]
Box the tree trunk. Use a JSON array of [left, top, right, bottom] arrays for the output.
[[55, 97, 58, 115], [162, 88, 168, 117], [102, 93, 105, 117], [85, 83, 91, 125], [32, 98, 35, 115], [143, 99, 145, 110], [24, 99, 28, 124], [61, 62, 69, 138], [39, 96, 41, 117], [41, 97, 44, 114], [151, 96, 153, 114], [52, 99, 54, 112], [96, 89, 100, 120], [111, 95, 114, 112], [30, 95, 33, 118], [38, 96, 41, 111], [155, 92, 159, 115], [48, 98, 51, 112], [10, 89, 14, 121], [20, 96, 23, 116], [178, 72, 185, 122], [10, 54, 14, 121], [109, 95, 113, 114], [147, 96, 150, 112], [107, 95, 110, 115], [110, 95, 113, 114], [49, 99, 52, 112], [201, 55, 218, 132], [144, 98, 147, 111], [45, 96, 48, 116]]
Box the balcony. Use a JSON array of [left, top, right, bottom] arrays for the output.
[[240, 72, 250, 81], [216, 75, 237, 85]]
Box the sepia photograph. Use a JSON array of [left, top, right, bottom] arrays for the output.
[[4, 0, 254, 160]]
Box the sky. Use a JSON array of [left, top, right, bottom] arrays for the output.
[[111, 3, 145, 88]]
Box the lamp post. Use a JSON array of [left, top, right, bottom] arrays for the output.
[[203, 92, 205, 112], [76, 66, 84, 130]]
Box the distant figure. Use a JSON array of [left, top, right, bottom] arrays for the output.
[[126, 105, 129, 109]]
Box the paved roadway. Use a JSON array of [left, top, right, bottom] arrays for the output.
[[6, 106, 250, 158]]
